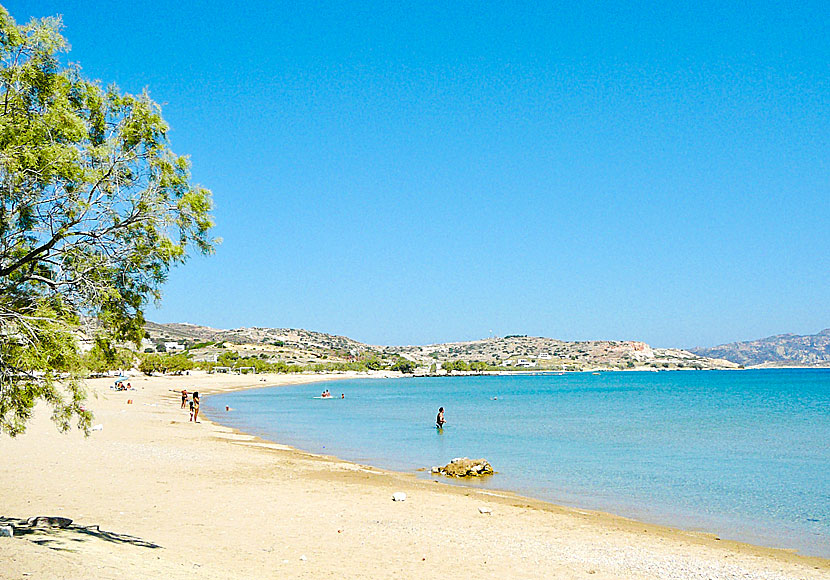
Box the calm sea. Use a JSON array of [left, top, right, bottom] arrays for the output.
[[203, 369, 830, 557]]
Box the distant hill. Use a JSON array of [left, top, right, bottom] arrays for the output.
[[143, 322, 738, 371], [143, 322, 371, 366], [690, 329, 830, 367], [392, 336, 738, 370]]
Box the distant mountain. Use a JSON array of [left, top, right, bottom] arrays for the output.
[[144, 322, 738, 371], [690, 329, 830, 367]]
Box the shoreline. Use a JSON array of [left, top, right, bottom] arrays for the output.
[[1, 370, 827, 579], [205, 371, 829, 559]]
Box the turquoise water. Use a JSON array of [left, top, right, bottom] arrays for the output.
[[204, 369, 830, 557]]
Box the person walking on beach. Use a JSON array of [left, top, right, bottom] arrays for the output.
[[181, 389, 188, 409], [192, 392, 200, 423], [436, 407, 445, 428]]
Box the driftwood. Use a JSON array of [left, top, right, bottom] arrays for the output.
[[27, 516, 73, 528]]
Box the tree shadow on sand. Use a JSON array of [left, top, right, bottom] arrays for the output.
[[0, 516, 161, 552]]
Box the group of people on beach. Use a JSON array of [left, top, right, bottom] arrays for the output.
[[175, 385, 437, 428], [181, 389, 200, 422]]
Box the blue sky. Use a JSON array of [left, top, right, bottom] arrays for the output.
[[11, 1, 828, 347]]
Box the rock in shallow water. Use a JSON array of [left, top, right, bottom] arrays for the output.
[[431, 458, 494, 478]]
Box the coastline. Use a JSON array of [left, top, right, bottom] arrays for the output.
[[1, 371, 827, 579]]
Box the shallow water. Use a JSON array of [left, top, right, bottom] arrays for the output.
[[204, 369, 830, 557]]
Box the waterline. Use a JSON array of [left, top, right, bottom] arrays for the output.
[[204, 369, 830, 557]]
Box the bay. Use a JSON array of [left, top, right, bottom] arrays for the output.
[[204, 369, 830, 557]]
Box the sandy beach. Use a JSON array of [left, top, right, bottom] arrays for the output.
[[1, 371, 827, 579]]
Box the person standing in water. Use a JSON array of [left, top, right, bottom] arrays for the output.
[[436, 407, 445, 428]]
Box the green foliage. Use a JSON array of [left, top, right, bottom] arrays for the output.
[[440, 360, 472, 372], [0, 8, 215, 435], [217, 350, 240, 366], [138, 353, 193, 375], [364, 358, 383, 371], [390, 359, 416, 373], [82, 337, 135, 374], [0, 298, 91, 435]]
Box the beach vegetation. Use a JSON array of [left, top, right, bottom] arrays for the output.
[[441, 360, 470, 372], [138, 353, 194, 375], [83, 339, 135, 374], [365, 358, 383, 370], [217, 351, 240, 366], [0, 8, 215, 435], [390, 359, 416, 373]]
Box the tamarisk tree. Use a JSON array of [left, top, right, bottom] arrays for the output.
[[0, 7, 216, 435]]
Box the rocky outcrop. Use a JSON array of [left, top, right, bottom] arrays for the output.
[[432, 457, 493, 477]]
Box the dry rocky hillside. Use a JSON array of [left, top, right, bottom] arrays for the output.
[[144, 323, 738, 371], [691, 328, 830, 367], [143, 322, 372, 366], [393, 336, 738, 370]]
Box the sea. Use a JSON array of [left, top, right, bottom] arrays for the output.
[[203, 369, 830, 557]]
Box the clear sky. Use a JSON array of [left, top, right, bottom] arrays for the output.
[[10, 1, 828, 348]]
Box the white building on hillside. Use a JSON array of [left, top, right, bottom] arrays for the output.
[[165, 341, 185, 353]]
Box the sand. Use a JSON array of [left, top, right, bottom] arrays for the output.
[[1, 371, 827, 579]]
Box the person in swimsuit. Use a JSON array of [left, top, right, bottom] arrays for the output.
[[181, 389, 188, 409], [192, 392, 200, 423], [436, 407, 445, 428]]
